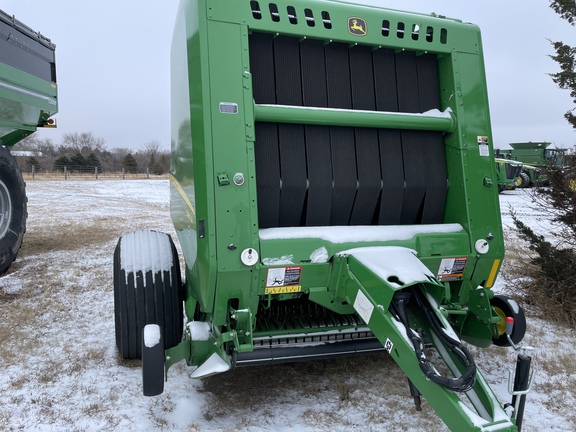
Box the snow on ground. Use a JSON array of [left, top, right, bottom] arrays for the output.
[[0, 181, 574, 431]]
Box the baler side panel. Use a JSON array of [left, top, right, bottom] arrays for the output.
[[206, 20, 261, 325], [171, 0, 218, 317], [439, 46, 505, 294]]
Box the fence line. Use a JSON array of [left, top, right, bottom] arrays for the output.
[[22, 168, 169, 181]]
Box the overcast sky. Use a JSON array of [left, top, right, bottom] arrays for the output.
[[4, 0, 576, 151]]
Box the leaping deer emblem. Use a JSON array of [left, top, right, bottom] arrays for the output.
[[348, 17, 367, 36]]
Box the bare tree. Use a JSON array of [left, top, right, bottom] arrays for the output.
[[13, 136, 57, 157], [61, 131, 106, 155], [142, 140, 168, 174], [143, 140, 161, 160]]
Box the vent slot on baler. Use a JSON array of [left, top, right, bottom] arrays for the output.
[[249, 32, 447, 229]]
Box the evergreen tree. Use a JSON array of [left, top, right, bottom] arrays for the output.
[[122, 153, 139, 174], [25, 156, 41, 172], [70, 152, 87, 172], [550, 0, 576, 25], [54, 155, 72, 172], [549, 1, 576, 128], [511, 2, 576, 326], [86, 152, 101, 171]]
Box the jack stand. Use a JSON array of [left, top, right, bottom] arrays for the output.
[[408, 378, 422, 411], [505, 317, 535, 431]]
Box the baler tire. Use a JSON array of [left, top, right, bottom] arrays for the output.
[[491, 295, 526, 347], [113, 230, 183, 360], [142, 324, 165, 396], [0, 146, 27, 275]]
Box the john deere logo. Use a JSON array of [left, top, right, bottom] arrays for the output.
[[348, 17, 367, 36]]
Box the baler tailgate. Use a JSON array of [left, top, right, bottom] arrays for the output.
[[338, 247, 515, 432]]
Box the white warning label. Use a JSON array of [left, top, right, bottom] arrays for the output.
[[478, 135, 490, 157], [354, 290, 374, 324]]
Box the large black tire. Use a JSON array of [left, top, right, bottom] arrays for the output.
[[518, 172, 531, 188], [491, 295, 527, 347], [0, 146, 27, 275], [114, 230, 183, 360]]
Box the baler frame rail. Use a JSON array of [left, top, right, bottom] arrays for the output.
[[253, 103, 456, 132]]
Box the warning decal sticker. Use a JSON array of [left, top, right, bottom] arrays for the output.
[[354, 290, 374, 324], [437, 257, 468, 281], [265, 266, 302, 294], [477, 135, 490, 157]]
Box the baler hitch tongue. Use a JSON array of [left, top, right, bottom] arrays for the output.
[[341, 247, 516, 431]]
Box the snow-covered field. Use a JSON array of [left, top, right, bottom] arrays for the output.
[[0, 180, 574, 431]]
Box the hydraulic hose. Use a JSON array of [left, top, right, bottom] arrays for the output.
[[391, 288, 477, 393]]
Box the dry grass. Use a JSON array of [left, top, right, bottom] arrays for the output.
[[198, 353, 446, 431], [502, 232, 576, 326]]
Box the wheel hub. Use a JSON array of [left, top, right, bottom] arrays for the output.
[[0, 179, 12, 239]]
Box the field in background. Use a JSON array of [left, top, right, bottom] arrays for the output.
[[0, 181, 574, 431]]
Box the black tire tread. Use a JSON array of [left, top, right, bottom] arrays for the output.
[[113, 230, 183, 360], [0, 146, 27, 275], [491, 295, 527, 347]]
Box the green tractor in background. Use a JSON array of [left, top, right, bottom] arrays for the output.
[[496, 141, 566, 188], [495, 158, 523, 193], [114, 0, 533, 430]]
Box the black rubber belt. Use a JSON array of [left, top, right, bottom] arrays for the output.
[[249, 33, 281, 228], [274, 36, 307, 227], [373, 48, 405, 225], [300, 38, 333, 226], [349, 45, 381, 225], [396, 50, 427, 224], [417, 53, 447, 224], [325, 42, 357, 226]]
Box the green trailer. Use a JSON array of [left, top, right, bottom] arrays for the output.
[[114, 1, 530, 430], [0, 9, 58, 274]]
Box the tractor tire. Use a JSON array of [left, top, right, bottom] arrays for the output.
[[518, 172, 530, 188], [114, 230, 183, 360], [491, 295, 526, 347], [0, 146, 27, 275], [142, 324, 165, 396]]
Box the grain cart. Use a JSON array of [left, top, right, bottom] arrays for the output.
[[114, 1, 529, 430], [0, 9, 58, 274]]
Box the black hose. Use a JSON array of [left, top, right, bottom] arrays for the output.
[[392, 288, 477, 393]]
